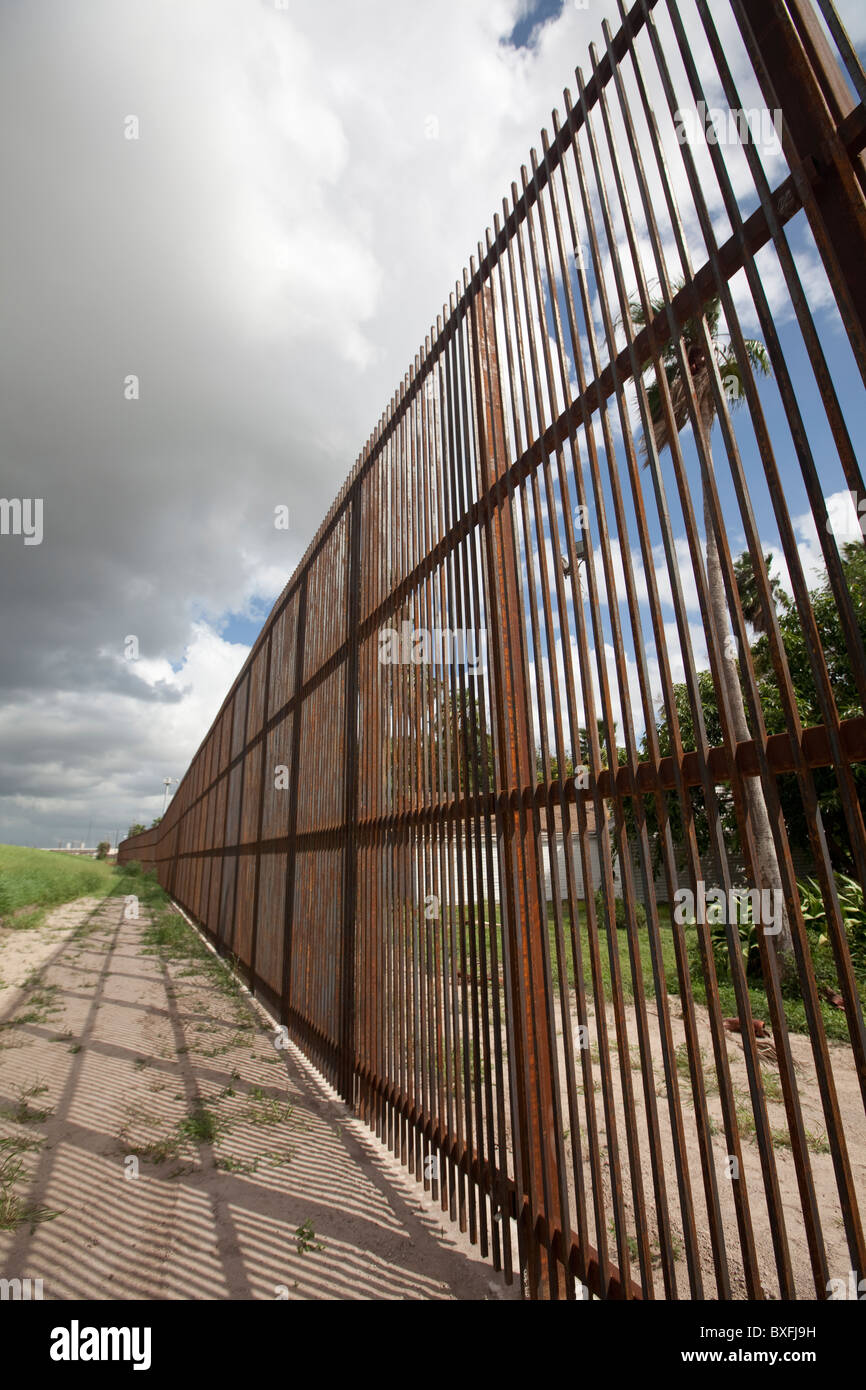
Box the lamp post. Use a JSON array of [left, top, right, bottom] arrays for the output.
[[162, 778, 178, 814], [561, 534, 588, 578]]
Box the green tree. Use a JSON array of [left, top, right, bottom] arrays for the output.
[[96, 841, 111, 860], [733, 550, 786, 634], [628, 285, 796, 981], [648, 544, 866, 877], [127, 823, 146, 839], [751, 541, 866, 874]]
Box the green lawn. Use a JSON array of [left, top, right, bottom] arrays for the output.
[[548, 905, 857, 1043], [0, 844, 118, 927], [456, 899, 860, 1043]]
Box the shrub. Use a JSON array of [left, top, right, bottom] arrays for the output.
[[799, 873, 866, 978]]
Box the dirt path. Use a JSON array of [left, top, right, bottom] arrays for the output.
[[0, 895, 513, 1300]]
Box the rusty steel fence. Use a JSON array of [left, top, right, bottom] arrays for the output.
[[119, 0, 866, 1300]]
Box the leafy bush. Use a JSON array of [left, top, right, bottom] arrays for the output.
[[799, 873, 866, 977]]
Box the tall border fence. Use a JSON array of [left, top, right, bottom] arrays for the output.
[[120, 0, 866, 1300]]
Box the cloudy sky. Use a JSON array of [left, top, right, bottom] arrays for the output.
[[1, 0, 864, 848]]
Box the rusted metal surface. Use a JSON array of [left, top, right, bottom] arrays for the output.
[[120, 0, 866, 1300]]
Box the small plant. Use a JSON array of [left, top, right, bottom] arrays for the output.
[[806, 1128, 831, 1155], [608, 1220, 639, 1262], [294, 1218, 325, 1255], [734, 1097, 757, 1141], [1, 1080, 53, 1125], [706, 893, 764, 980], [178, 1105, 221, 1146], [0, 1152, 60, 1231], [246, 1090, 293, 1127], [132, 1135, 179, 1165], [216, 1154, 260, 1175], [671, 1041, 719, 1096]]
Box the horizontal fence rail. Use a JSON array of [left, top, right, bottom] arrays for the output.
[[120, 0, 866, 1299]]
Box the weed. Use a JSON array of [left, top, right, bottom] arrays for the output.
[[806, 1128, 831, 1154], [294, 1219, 325, 1254], [0, 1153, 60, 1232], [0, 1080, 53, 1125], [0, 1134, 44, 1156], [178, 1105, 221, 1146], [216, 1154, 260, 1175], [246, 1090, 293, 1127], [608, 1220, 639, 1263], [734, 1098, 757, 1140]]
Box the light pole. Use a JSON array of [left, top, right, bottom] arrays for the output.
[[561, 535, 588, 579], [162, 778, 178, 814]]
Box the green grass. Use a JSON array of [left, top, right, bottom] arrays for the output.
[[0, 1151, 60, 1231], [0, 845, 117, 923], [465, 899, 863, 1043], [0, 1080, 53, 1125], [119, 864, 248, 1015], [216, 1154, 261, 1174], [245, 1087, 293, 1127], [126, 1102, 224, 1165], [178, 1105, 221, 1145], [0, 971, 63, 1033]]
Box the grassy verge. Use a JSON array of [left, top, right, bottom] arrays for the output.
[[0, 844, 117, 930]]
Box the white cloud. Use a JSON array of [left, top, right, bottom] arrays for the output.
[[0, 624, 250, 845], [0, 0, 857, 845]]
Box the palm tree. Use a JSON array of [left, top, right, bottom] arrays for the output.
[[733, 550, 786, 635], [628, 285, 796, 984]]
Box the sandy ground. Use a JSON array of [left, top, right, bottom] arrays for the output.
[[0, 895, 516, 1301], [450, 973, 864, 1299], [548, 988, 864, 1300]]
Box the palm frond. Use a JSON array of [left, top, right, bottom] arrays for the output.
[[625, 280, 770, 457], [742, 337, 772, 375]]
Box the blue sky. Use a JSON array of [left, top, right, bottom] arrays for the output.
[[508, 0, 566, 50]]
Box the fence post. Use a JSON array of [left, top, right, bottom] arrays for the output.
[[469, 282, 564, 1298], [732, 0, 866, 370], [340, 491, 362, 1105], [281, 579, 307, 1053]]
